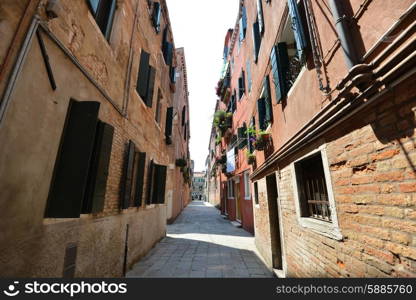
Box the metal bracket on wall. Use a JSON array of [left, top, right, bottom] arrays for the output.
[[36, 29, 57, 91]]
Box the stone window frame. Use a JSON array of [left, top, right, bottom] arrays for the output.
[[243, 171, 251, 200], [290, 144, 343, 241]]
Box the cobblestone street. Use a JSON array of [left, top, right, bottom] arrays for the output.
[[127, 201, 273, 278]]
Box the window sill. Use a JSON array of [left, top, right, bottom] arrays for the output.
[[298, 217, 343, 241]]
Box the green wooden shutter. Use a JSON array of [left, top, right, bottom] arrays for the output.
[[137, 50, 150, 101], [165, 42, 174, 66], [238, 126, 247, 149], [146, 160, 154, 204], [121, 140, 135, 209], [256, 0, 264, 34], [146, 66, 156, 108], [271, 43, 289, 103], [257, 98, 267, 130], [134, 152, 146, 207], [45, 100, 100, 218], [263, 76, 273, 123], [83, 121, 114, 214], [287, 0, 307, 60], [252, 21, 261, 63], [165, 106, 174, 144], [153, 164, 167, 204]]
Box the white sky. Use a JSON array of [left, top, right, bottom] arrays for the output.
[[166, 0, 240, 172]]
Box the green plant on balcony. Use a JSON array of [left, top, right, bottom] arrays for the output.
[[254, 130, 271, 151], [213, 110, 233, 135], [215, 135, 222, 145], [247, 152, 256, 165], [175, 158, 187, 168], [216, 152, 227, 165]]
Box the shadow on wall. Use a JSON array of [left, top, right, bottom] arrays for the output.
[[371, 95, 416, 174]]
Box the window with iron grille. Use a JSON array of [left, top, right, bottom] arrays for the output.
[[294, 152, 331, 222]]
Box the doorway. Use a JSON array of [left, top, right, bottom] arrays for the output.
[[266, 173, 283, 270]]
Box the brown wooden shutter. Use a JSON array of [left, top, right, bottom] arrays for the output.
[[83, 121, 114, 214], [134, 152, 146, 207], [45, 100, 100, 218], [146, 66, 156, 108], [121, 140, 135, 209], [137, 50, 150, 100], [153, 164, 167, 204]]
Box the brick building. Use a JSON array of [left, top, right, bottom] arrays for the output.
[[209, 0, 416, 277], [168, 47, 192, 223], [0, 0, 188, 277], [192, 172, 206, 201]]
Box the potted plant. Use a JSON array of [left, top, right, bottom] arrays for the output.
[[175, 158, 187, 168], [247, 153, 256, 165], [254, 130, 271, 151]]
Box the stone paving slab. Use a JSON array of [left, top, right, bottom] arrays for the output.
[[127, 201, 273, 278]]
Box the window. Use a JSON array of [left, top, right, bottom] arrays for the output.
[[294, 152, 331, 222], [252, 21, 261, 63], [256, 0, 265, 34], [271, 0, 309, 102], [151, 2, 161, 33], [87, 0, 116, 40], [246, 60, 252, 92], [45, 100, 114, 218], [244, 171, 251, 200], [121, 141, 147, 209], [238, 70, 246, 99], [262, 75, 273, 125], [227, 179, 235, 198], [254, 182, 259, 205], [237, 123, 247, 149], [292, 147, 342, 240], [181, 106, 186, 126], [155, 89, 162, 124], [136, 50, 156, 107], [239, 6, 247, 44]]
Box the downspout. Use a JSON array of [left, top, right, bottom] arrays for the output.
[[328, 0, 360, 70]]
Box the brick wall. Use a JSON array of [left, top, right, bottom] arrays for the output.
[[277, 76, 416, 277]]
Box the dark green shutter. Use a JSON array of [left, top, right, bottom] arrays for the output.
[[134, 152, 146, 207], [83, 121, 114, 214], [263, 76, 273, 123], [165, 106, 174, 142], [256, 0, 264, 34], [137, 50, 150, 100], [257, 98, 267, 131], [45, 100, 100, 218], [170, 66, 176, 83], [153, 164, 167, 204], [146, 160, 154, 204], [165, 42, 174, 66], [271, 43, 289, 103], [146, 66, 156, 108], [252, 21, 261, 63], [238, 126, 247, 149], [122, 140, 135, 209], [287, 0, 307, 60], [181, 106, 186, 126]]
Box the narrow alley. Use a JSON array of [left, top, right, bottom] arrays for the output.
[[127, 201, 272, 278]]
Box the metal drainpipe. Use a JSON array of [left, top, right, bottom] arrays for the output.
[[328, 0, 360, 70]]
